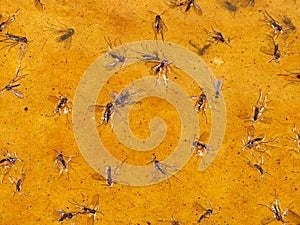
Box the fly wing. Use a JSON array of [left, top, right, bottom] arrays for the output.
[[10, 89, 24, 99], [91, 172, 106, 181], [90, 194, 99, 210]]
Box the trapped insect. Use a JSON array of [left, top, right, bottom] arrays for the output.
[[149, 10, 168, 42], [243, 155, 271, 181], [277, 70, 300, 86], [204, 26, 231, 47], [104, 37, 128, 70], [109, 85, 143, 108], [0, 33, 28, 60], [0, 9, 20, 32], [151, 59, 172, 92], [189, 40, 211, 55], [1, 64, 25, 99], [34, 0, 45, 11], [53, 150, 74, 179], [214, 79, 223, 98], [191, 132, 213, 158], [169, 0, 203, 15], [55, 209, 79, 224], [47, 94, 72, 121], [193, 201, 214, 224], [262, 9, 283, 38]]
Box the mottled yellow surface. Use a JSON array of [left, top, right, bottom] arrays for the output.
[[0, 0, 300, 225]]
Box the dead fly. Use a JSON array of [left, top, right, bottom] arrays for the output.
[[188, 40, 211, 55], [34, 0, 45, 11], [193, 201, 214, 224], [242, 128, 277, 156], [168, 0, 203, 15], [88, 102, 116, 129], [53, 150, 74, 179], [151, 59, 172, 92], [191, 132, 212, 158], [261, 35, 282, 63], [92, 159, 127, 187], [214, 79, 223, 99], [259, 192, 289, 225], [109, 85, 143, 108], [287, 125, 300, 153], [149, 153, 179, 182], [262, 9, 283, 37], [277, 70, 300, 86], [148, 10, 168, 42], [241, 90, 271, 124], [204, 26, 231, 47], [47, 94, 72, 120], [0, 33, 28, 59], [190, 90, 208, 123], [55, 209, 79, 224], [0, 9, 20, 32], [1, 64, 25, 99], [104, 37, 127, 70], [0, 149, 21, 173], [243, 155, 271, 181], [43, 22, 74, 49], [70, 194, 103, 225], [9, 169, 26, 196]]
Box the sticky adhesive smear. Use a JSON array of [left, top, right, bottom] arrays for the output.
[[72, 40, 226, 186]]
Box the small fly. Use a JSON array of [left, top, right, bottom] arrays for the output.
[[214, 79, 223, 98], [55, 209, 79, 224], [47, 94, 72, 121], [9, 169, 26, 196], [204, 26, 231, 47], [263, 9, 283, 37], [70, 194, 103, 225], [88, 102, 116, 128], [243, 155, 271, 181], [149, 10, 168, 42], [193, 201, 214, 224], [259, 192, 289, 225], [149, 153, 179, 182], [0, 149, 22, 173], [191, 132, 212, 158], [104, 37, 128, 70], [190, 90, 208, 123], [1, 64, 25, 99], [0, 33, 28, 60], [53, 149, 74, 179], [109, 85, 142, 108], [43, 22, 74, 49], [287, 124, 300, 153], [169, 0, 203, 15], [151, 59, 172, 92]]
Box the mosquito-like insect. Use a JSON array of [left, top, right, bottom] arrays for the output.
[[169, 0, 202, 15], [70, 194, 102, 225], [55, 209, 79, 225], [214, 79, 223, 99], [204, 26, 231, 47], [0, 9, 20, 32], [191, 132, 213, 158], [53, 150, 74, 179], [242, 128, 276, 156], [193, 201, 214, 224], [151, 59, 172, 92], [47, 94, 72, 121], [241, 90, 271, 125], [243, 155, 271, 181], [287, 124, 300, 153], [259, 192, 290, 225], [34, 0, 45, 11], [1, 64, 25, 99], [0, 32, 28, 59], [43, 21, 74, 50], [92, 159, 127, 188], [104, 37, 128, 70], [88, 102, 116, 128], [277, 70, 300, 86], [190, 90, 209, 123], [149, 153, 179, 182], [109, 85, 142, 108], [263, 9, 283, 38], [149, 10, 168, 42], [0, 149, 21, 174], [9, 168, 26, 196]]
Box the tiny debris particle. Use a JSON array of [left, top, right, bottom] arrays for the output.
[[24, 106, 28, 111]]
